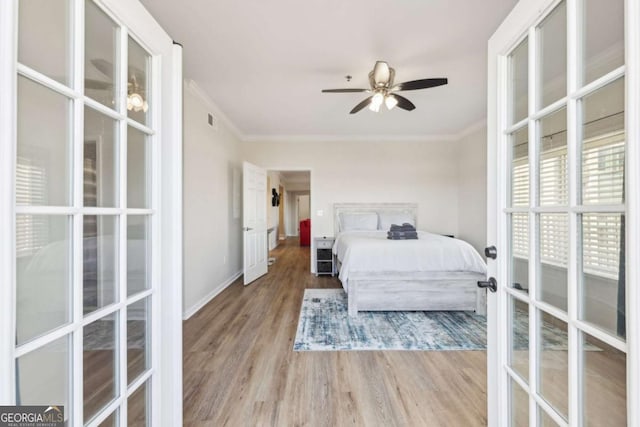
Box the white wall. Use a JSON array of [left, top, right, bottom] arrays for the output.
[[285, 190, 298, 236], [266, 170, 281, 230], [456, 124, 488, 255], [182, 83, 243, 318], [241, 139, 461, 240], [297, 194, 310, 221]]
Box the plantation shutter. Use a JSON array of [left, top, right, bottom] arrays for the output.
[[511, 130, 624, 278], [512, 160, 529, 257], [582, 131, 625, 277], [16, 156, 48, 257]]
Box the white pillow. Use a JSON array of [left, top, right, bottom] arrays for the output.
[[378, 211, 415, 230], [339, 212, 379, 231]]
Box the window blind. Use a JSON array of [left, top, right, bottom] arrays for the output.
[[583, 214, 622, 278], [16, 156, 48, 257], [582, 133, 625, 205], [511, 154, 529, 258], [511, 131, 624, 278]]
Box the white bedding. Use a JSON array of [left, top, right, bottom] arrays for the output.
[[333, 231, 487, 285]]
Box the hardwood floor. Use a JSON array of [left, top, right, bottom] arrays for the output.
[[182, 238, 488, 426]]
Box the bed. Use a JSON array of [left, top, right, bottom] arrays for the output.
[[332, 203, 487, 317]]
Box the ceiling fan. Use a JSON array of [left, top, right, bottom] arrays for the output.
[[86, 59, 148, 112], [321, 61, 448, 114]]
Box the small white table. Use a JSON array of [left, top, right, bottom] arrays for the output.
[[314, 236, 335, 276]]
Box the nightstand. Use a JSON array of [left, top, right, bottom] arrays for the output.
[[314, 236, 335, 277]]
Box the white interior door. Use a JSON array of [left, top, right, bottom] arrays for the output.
[[0, 0, 183, 425], [243, 161, 268, 285], [487, 0, 639, 425]]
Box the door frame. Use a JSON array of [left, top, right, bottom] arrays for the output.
[[0, 0, 183, 425], [486, 0, 639, 425], [260, 167, 313, 272]]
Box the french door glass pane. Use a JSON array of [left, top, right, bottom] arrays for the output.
[[99, 410, 118, 426], [127, 37, 151, 125], [85, 0, 119, 109], [539, 407, 559, 426], [583, 0, 624, 85], [127, 216, 150, 296], [84, 313, 119, 423], [510, 39, 529, 125], [16, 335, 70, 411], [16, 215, 71, 345], [18, 0, 70, 85], [509, 297, 529, 382], [582, 333, 626, 426], [127, 127, 150, 209], [83, 215, 118, 315], [128, 381, 149, 427], [510, 377, 528, 427], [127, 298, 150, 384], [510, 213, 529, 293], [538, 214, 568, 311], [539, 108, 568, 206], [538, 311, 568, 420], [84, 107, 119, 207], [538, 1, 567, 109], [510, 126, 529, 207], [17, 76, 71, 207], [580, 78, 625, 206], [580, 214, 625, 338]]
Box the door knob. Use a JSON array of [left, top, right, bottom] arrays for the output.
[[477, 277, 497, 292], [243, 227, 253, 231], [485, 245, 497, 259]]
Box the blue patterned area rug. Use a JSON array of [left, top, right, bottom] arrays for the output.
[[294, 289, 589, 352], [294, 289, 487, 351]]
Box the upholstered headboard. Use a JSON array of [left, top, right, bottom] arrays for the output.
[[333, 203, 418, 234]]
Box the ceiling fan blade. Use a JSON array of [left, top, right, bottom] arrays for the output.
[[91, 58, 146, 86], [85, 78, 112, 90], [349, 96, 373, 114], [321, 88, 369, 93], [394, 78, 448, 91], [91, 59, 114, 79], [391, 94, 416, 111]]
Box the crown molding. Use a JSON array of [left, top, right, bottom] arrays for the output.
[[184, 79, 244, 141], [185, 78, 488, 144], [242, 133, 460, 144], [455, 118, 487, 140]]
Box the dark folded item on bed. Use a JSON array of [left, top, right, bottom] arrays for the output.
[[387, 231, 418, 240], [389, 223, 416, 232]]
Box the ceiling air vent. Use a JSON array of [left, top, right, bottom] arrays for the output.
[[207, 113, 218, 131]]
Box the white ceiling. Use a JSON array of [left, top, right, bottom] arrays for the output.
[[141, 0, 518, 139], [279, 171, 311, 190]]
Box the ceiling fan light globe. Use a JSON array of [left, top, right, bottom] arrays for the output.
[[129, 93, 144, 109], [142, 101, 149, 113], [368, 102, 381, 113], [385, 95, 398, 110], [126, 97, 133, 111], [371, 92, 384, 106]]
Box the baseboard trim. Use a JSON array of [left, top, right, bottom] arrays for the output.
[[183, 270, 243, 320]]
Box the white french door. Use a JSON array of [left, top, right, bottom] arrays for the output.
[[487, 0, 639, 425], [0, 0, 183, 425]]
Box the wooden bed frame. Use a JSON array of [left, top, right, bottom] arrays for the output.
[[333, 203, 487, 317]]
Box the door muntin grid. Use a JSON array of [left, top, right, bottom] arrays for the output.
[[14, 0, 157, 425], [502, 0, 627, 425]]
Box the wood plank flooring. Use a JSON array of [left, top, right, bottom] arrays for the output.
[[182, 238, 488, 426]]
